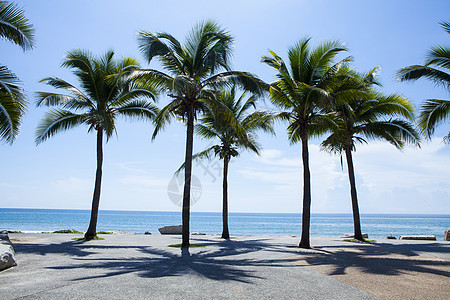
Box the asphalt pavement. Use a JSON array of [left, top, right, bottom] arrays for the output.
[[0, 234, 377, 299]]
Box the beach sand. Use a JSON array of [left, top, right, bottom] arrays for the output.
[[1, 234, 449, 299]]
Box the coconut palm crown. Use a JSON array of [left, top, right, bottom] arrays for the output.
[[0, 0, 35, 144], [262, 37, 349, 248], [178, 88, 276, 239], [396, 20, 450, 142], [36, 49, 158, 240], [136, 20, 266, 247], [322, 66, 420, 240]]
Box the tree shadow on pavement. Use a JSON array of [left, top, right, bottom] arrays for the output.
[[13, 240, 96, 257], [288, 242, 450, 277], [43, 238, 304, 283]]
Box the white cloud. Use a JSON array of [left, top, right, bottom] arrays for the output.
[[232, 139, 450, 213], [255, 149, 301, 167]]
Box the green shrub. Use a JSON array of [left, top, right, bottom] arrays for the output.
[[343, 238, 376, 243], [53, 229, 84, 234], [72, 235, 105, 241]]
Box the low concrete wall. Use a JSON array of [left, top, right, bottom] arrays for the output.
[[339, 233, 368, 239], [0, 231, 17, 271], [399, 235, 436, 241]]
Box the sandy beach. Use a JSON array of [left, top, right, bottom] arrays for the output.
[[1, 233, 449, 299]]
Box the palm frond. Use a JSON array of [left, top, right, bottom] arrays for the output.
[[195, 123, 219, 139], [425, 45, 450, 69], [287, 37, 311, 82], [37, 77, 90, 104], [35, 92, 92, 110], [138, 30, 184, 74], [115, 100, 158, 121], [35, 109, 87, 144], [308, 40, 347, 83], [359, 119, 420, 149], [61, 49, 101, 101], [354, 92, 415, 123], [127, 69, 174, 92], [0, 0, 35, 50], [286, 121, 303, 145], [0, 65, 26, 144], [174, 146, 216, 175], [321, 132, 348, 155], [203, 71, 268, 96], [185, 20, 232, 77], [396, 65, 450, 87], [0, 90, 26, 144], [109, 87, 158, 108], [241, 110, 276, 135], [308, 113, 339, 138], [418, 99, 450, 138], [268, 84, 294, 110], [152, 99, 181, 140], [439, 20, 450, 34], [0, 65, 22, 95]]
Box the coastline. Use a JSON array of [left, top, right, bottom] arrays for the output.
[[1, 208, 449, 240], [1, 233, 449, 299]]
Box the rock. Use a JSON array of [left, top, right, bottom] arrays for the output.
[[158, 225, 182, 235], [144, 231, 152, 235], [339, 233, 368, 239], [0, 231, 17, 271], [399, 235, 436, 241], [386, 236, 397, 239], [445, 230, 449, 241], [191, 232, 206, 235]]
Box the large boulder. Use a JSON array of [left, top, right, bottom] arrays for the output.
[[0, 230, 17, 271], [158, 225, 182, 235]]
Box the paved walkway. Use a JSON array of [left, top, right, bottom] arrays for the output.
[[1, 234, 449, 299]]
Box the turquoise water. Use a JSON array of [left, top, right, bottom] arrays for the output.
[[0, 208, 449, 240]]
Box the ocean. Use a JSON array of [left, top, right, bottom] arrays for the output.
[[1, 208, 449, 240]]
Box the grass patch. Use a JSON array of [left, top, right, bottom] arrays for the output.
[[343, 238, 376, 243], [53, 229, 83, 234], [72, 235, 105, 241], [96, 231, 113, 234], [168, 243, 206, 248]]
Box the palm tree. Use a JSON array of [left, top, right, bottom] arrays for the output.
[[322, 66, 420, 240], [178, 88, 275, 239], [0, 0, 35, 143], [136, 20, 266, 247], [396, 20, 450, 142], [35, 49, 158, 240], [262, 37, 349, 248]]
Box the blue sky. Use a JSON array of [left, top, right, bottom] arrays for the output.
[[1, 0, 449, 214]]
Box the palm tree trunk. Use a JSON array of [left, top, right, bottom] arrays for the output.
[[85, 128, 103, 240], [181, 107, 194, 248], [299, 131, 311, 249], [345, 146, 363, 241], [221, 155, 230, 239]]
